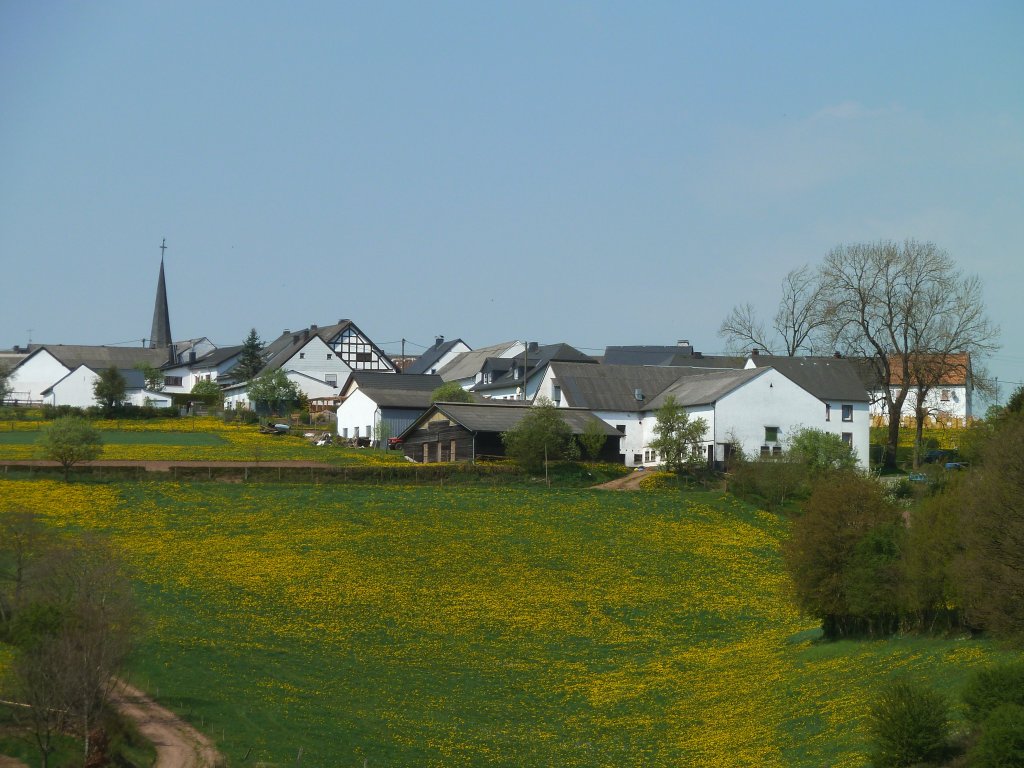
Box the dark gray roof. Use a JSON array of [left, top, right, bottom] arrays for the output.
[[645, 368, 766, 410], [436, 341, 522, 382], [189, 345, 243, 369], [472, 344, 596, 392], [409, 402, 620, 437], [547, 362, 692, 411], [349, 373, 444, 409], [603, 345, 745, 368], [746, 355, 870, 402], [404, 339, 466, 375], [24, 345, 171, 371]]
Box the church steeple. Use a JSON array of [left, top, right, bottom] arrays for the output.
[[149, 239, 173, 349]]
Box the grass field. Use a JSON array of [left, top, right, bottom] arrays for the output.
[[0, 478, 1012, 767], [0, 417, 407, 465]]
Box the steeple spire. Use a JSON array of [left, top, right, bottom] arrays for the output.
[[149, 239, 173, 349]]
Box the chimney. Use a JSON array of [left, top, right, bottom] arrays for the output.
[[833, 351, 842, 359], [311, 324, 318, 332], [528, 341, 539, 353], [436, 335, 445, 347], [283, 329, 291, 335], [751, 348, 760, 357], [677, 339, 690, 347]]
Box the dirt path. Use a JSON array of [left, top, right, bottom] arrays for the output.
[[110, 681, 222, 768], [592, 471, 648, 490]]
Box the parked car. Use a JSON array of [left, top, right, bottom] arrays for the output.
[[923, 449, 959, 464]]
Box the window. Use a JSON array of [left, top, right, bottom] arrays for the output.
[[355, 352, 372, 363], [299, 353, 305, 359], [842, 404, 853, 422], [842, 432, 853, 446], [772, 446, 782, 456], [825, 403, 831, 422], [633, 453, 643, 465], [164, 376, 183, 387], [552, 384, 561, 403], [615, 425, 626, 434], [941, 389, 951, 402], [765, 426, 779, 443], [760, 445, 771, 457], [327, 354, 332, 360], [325, 374, 337, 387]]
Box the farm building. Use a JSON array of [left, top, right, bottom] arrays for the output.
[[399, 401, 622, 463]]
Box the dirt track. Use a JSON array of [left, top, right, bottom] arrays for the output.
[[110, 681, 222, 768], [592, 471, 648, 490]]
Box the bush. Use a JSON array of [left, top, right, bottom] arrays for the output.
[[962, 663, 1024, 725], [969, 704, 1024, 768], [868, 678, 950, 767]]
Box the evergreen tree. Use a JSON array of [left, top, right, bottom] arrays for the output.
[[235, 328, 266, 381]]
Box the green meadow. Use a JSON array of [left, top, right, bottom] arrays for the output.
[[0, 478, 1012, 767]]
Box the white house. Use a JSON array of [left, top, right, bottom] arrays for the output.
[[41, 366, 172, 409], [404, 337, 471, 376], [436, 341, 525, 390], [335, 372, 443, 443], [864, 353, 973, 426], [5, 345, 171, 405], [540, 360, 870, 469], [223, 321, 396, 410], [471, 343, 596, 401]]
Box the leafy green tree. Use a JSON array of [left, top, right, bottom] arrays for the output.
[[93, 368, 127, 413], [190, 379, 224, 407], [502, 397, 571, 473], [969, 704, 1024, 768], [784, 472, 905, 637], [868, 678, 950, 768], [648, 395, 708, 472], [247, 369, 300, 415], [36, 416, 102, 481], [901, 489, 962, 631], [234, 328, 266, 382], [956, 416, 1024, 639], [0, 362, 12, 403], [962, 662, 1024, 725], [431, 381, 474, 403], [579, 417, 608, 460], [787, 428, 858, 475], [134, 362, 164, 392]]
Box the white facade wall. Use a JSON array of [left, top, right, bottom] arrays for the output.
[[635, 403, 715, 468], [45, 366, 99, 408], [7, 351, 71, 403], [711, 369, 870, 469], [336, 389, 380, 440], [869, 385, 971, 425], [284, 371, 344, 401], [45, 367, 171, 409], [282, 337, 353, 389]]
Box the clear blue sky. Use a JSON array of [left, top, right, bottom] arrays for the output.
[[2, 2, 1022, 400]]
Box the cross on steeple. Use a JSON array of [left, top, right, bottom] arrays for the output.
[[160, 238, 167, 261]]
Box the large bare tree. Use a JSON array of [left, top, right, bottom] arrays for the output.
[[819, 240, 999, 469], [718, 264, 829, 356]]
